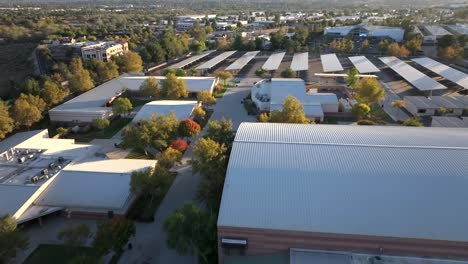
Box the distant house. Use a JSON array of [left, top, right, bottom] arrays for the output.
[[251, 78, 338, 122], [81, 41, 128, 62]]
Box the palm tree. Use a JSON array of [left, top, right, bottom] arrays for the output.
[[391, 100, 406, 121]]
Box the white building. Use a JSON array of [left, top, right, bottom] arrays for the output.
[[81, 41, 128, 62], [132, 100, 199, 123], [324, 25, 404, 42], [404, 96, 468, 117], [49, 74, 217, 124], [0, 130, 155, 223], [251, 79, 338, 122]]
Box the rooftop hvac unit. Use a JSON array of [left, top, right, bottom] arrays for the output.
[[30, 175, 39, 183], [17, 156, 26, 164], [41, 169, 48, 175]]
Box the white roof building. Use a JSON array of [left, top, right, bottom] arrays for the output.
[[0, 129, 156, 223], [132, 100, 198, 122], [251, 79, 338, 121], [324, 25, 404, 42], [219, 123, 468, 242], [49, 74, 216, 123]]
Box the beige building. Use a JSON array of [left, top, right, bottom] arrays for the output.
[[81, 41, 128, 62]]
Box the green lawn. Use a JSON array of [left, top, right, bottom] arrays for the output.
[[127, 172, 177, 222], [67, 117, 132, 142], [126, 149, 154, 159], [24, 244, 99, 264]]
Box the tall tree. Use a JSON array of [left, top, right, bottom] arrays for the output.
[[163, 203, 217, 264], [0, 100, 14, 140], [161, 73, 188, 99], [197, 91, 216, 106], [17, 79, 41, 95], [112, 97, 133, 116], [178, 119, 201, 138], [57, 224, 90, 249], [355, 78, 385, 105], [405, 37, 422, 55], [68, 57, 94, 93], [139, 77, 160, 97], [95, 60, 119, 83], [41, 79, 67, 106], [215, 71, 233, 86], [192, 137, 228, 178], [93, 217, 135, 256], [345, 67, 359, 95], [280, 68, 295, 78], [0, 216, 29, 263], [11, 94, 46, 129], [269, 96, 309, 124], [205, 118, 234, 147], [115, 51, 143, 73]]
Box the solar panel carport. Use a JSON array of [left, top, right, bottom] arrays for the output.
[[290, 52, 309, 71], [196, 51, 237, 70], [412, 57, 468, 90], [320, 54, 344, 72], [262, 52, 285, 71], [379, 56, 447, 91], [348, 56, 380, 73], [167, 50, 215, 69], [225, 51, 260, 71]]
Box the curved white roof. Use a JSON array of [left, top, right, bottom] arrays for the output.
[[218, 123, 468, 242]]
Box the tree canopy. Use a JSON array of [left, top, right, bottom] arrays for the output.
[[269, 96, 309, 124], [215, 71, 233, 86], [205, 118, 234, 147], [355, 78, 385, 105], [11, 93, 47, 129], [139, 77, 160, 98], [41, 79, 67, 106], [112, 97, 133, 116], [0, 100, 14, 140], [68, 57, 94, 93], [0, 215, 29, 263], [115, 51, 143, 73], [178, 119, 201, 138], [161, 73, 188, 99], [93, 217, 135, 256], [197, 91, 216, 106]]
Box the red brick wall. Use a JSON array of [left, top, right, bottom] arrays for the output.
[[218, 226, 468, 263]]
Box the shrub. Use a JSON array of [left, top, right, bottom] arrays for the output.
[[93, 118, 110, 130], [170, 139, 189, 152], [258, 112, 269, 122], [357, 119, 376, 126], [403, 117, 423, 127], [178, 119, 201, 138]]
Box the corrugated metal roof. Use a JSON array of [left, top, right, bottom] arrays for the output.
[[290, 52, 309, 71], [218, 123, 468, 242], [321, 54, 344, 72], [132, 100, 197, 122], [262, 52, 286, 71], [196, 51, 237, 70], [225, 51, 260, 71], [432, 116, 468, 128], [348, 56, 380, 73], [412, 57, 468, 90], [380, 57, 447, 91], [404, 96, 440, 108]]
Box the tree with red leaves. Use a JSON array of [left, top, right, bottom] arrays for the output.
[[178, 119, 201, 138], [170, 139, 189, 152]]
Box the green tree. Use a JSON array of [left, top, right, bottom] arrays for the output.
[[403, 117, 423, 127], [405, 37, 422, 55], [161, 73, 188, 99], [41, 79, 67, 106], [178, 119, 201, 138], [175, 68, 186, 77], [192, 107, 206, 123], [57, 224, 90, 249], [94, 217, 135, 256], [130, 166, 173, 204], [11, 94, 46, 129], [0, 216, 29, 263], [0, 100, 14, 140], [163, 203, 217, 264], [112, 97, 133, 116], [269, 96, 309, 124], [190, 40, 206, 53], [258, 112, 269, 122], [280, 67, 295, 78], [93, 118, 110, 130], [197, 91, 216, 106], [437, 34, 456, 48], [115, 51, 143, 73], [139, 77, 160, 97], [355, 78, 385, 105], [17, 78, 41, 95], [352, 103, 371, 118], [192, 137, 228, 178], [95, 60, 119, 83], [158, 147, 183, 169], [345, 67, 360, 95], [205, 118, 234, 147], [387, 43, 401, 56], [438, 46, 463, 61], [68, 57, 94, 93], [216, 71, 233, 87]]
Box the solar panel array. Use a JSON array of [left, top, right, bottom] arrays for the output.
[[168, 50, 215, 69], [196, 51, 237, 70], [290, 52, 309, 71], [348, 56, 380, 73], [262, 52, 286, 71], [225, 51, 260, 71], [379, 56, 447, 91], [321, 54, 344, 72], [412, 57, 468, 90]]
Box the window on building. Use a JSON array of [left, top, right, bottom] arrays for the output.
[[418, 109, 426, 114]]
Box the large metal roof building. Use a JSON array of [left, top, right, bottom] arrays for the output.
[[218, 123, 468, 261]]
